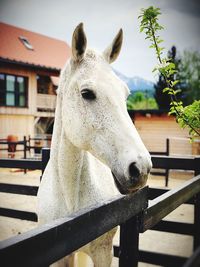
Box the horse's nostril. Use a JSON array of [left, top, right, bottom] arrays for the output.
[[129, 162, 140, 180], [129, 162, 140, 178]]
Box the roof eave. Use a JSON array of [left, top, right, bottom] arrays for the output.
[[0, 57, 61, 73]]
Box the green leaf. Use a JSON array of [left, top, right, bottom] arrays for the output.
[[152, 67, 158, 73], [163, 87, 170, 93], [174, 89, 181, 95], [171, 80, 179, 87]]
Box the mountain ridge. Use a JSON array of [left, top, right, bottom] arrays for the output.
[[114, 69, 154, 92]]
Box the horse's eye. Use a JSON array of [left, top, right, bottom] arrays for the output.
[[81, 89, 96, 100]]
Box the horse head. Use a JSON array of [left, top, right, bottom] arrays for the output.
[[60, 23, 152, 194]]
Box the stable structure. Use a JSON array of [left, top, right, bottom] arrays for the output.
[[129, 110, 199, 156], [0, 22, 70, 139]]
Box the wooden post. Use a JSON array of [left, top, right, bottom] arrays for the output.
[[165, 138, 170, 187], [194, 192, 200, 250], [193, 157, 200, 250], [119, 215, 140, 267], [28, 135, 31, 154], [23, 136, 27, 174]]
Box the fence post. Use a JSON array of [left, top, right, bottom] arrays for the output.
[[165, 138, 170, 187], [23, 136, 27, 174], [41, 148, 50, 178], [194, 192, 200, 250], [23, 136, 27, 159], [194, 157, 200, 250], [119, 215, 140, 267]]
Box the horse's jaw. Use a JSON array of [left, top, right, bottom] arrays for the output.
[[112, 172, 129, 195]]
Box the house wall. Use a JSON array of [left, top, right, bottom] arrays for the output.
[[0, 65, 36, 139], [0, 64, 58, 140], [0, 114, 34, 140], [0, 65, 37, 115], [0, 67, 37, 139], [133, 113, 194, 156]]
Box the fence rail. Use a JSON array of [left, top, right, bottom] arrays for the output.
[[0, 158, 42, 170], [0, 149, 49, 221], [0, 136, 51, 160], [0, 183, 38, 196], [141, 174, 200, 232], [0, 150, 200, 266], [0, 187, 148, 267]]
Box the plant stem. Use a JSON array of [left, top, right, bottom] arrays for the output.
[[149, 18, 200, 136]]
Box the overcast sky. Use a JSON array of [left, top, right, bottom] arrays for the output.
[[0, 0, 200, 82]]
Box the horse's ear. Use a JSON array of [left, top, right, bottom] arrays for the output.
[[103, 29, 123, 64], [72, 23, 87, 62]]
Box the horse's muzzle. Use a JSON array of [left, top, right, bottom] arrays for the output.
[[112, 161, 151, 195]]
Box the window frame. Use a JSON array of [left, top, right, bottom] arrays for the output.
[[0, 73, 28, 108]]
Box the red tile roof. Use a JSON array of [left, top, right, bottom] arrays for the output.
[[0, 22, 71, 70]]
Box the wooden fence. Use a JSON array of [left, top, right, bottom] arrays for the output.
[[0, 137, 27, 158], [0, 136, 51, 159], [0, 148, 49, 221], [0, 136, 171, 187], [150, 138, 170, 186], [0, 149, 200, 266]]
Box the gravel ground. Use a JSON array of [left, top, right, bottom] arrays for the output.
[[0, 168, 194, 266]]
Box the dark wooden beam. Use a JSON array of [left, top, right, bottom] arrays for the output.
[[0, 158, 42, 170], [141, 175, 200, 232], [0, 183, 38, 196], [0, 208, 38, 222]]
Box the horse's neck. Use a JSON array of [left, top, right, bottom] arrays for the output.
[[50, 126, 118, 213], [56, 132, 85, 210], [52, 133, 118, 212]]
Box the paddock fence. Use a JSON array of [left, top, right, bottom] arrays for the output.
[[0, 148, 49, 221], [0, 135, 51, 159], [150, 138, 170, 186], [0, 137, 27, 159], [0, 149, 200, 267], [0, 135, 194, 188]]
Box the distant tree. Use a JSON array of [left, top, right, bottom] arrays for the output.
[[132, 91, 145, 102], [127, 91, 158, 110], [154, 75, 171, 110], [154, 46, 181, 110], [179, 50, 200, 105]]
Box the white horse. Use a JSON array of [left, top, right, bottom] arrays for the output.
[[38, 23, 152, 267]]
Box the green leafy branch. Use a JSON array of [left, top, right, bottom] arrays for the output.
[[138, 6, 200, 138]]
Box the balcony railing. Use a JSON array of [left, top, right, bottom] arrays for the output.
[[36, 94, 56, 113]]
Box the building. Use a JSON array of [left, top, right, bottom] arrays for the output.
[[0, 22, 71, 140], [130, 110, 199, 156]]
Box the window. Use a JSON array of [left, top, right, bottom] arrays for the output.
[[0, 74, 28, 107], [37, 75, 51, 94], [19, 36, 34, 50]]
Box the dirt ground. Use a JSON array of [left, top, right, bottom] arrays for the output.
[[0, 168, 194, 266]]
